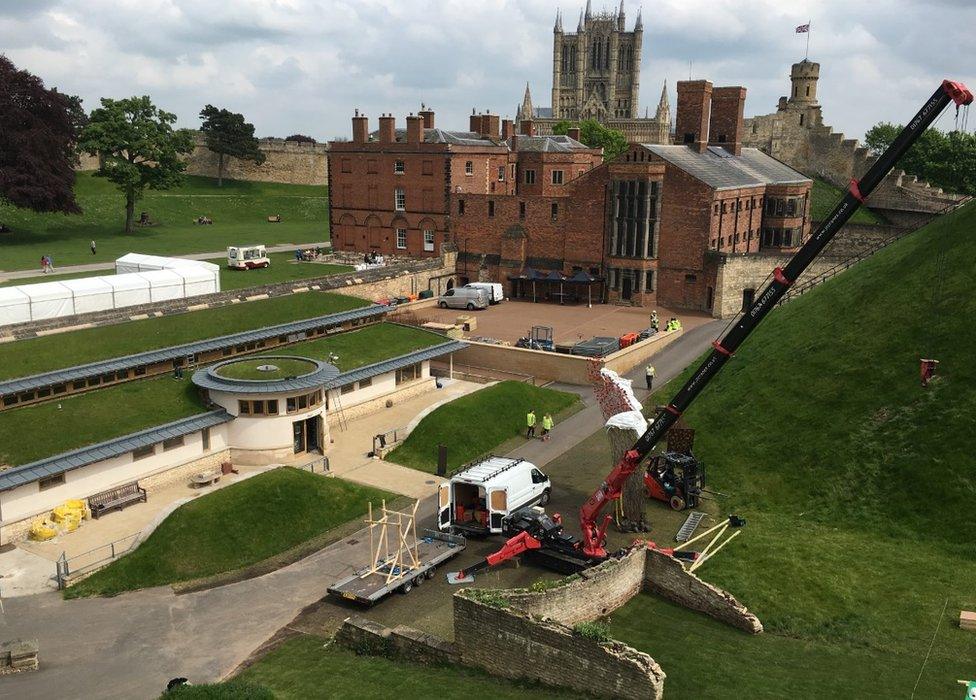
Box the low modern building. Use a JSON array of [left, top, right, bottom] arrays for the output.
[[0, 329, 463, 544]]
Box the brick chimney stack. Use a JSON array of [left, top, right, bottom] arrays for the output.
[[483, 113, 500, 139], [352, 110, 368, 144], [709, 86, 746, 156], [419, 105, 435, 129], [378, 113, 395, 143], [501, 119, 515, 140], [675, 80, 713, 153], [567, 127, 581, 142], [406, 114, 423, 144], [469, 112, 484, 135], [520, 119, 535, 136]]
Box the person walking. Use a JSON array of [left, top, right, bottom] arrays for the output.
[[541, 412, 554, 442], [45, 255, 55, 272], [650, 309, 659, 332], [526, 409, 537, 439], [40, 255, 48, 274], [645, 364, 656, 390], [90, 240, 97, 255]]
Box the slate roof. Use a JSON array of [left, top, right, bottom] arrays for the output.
[[641, 145, 810, 191], [375, 128, 507, 147], [0, 410, 233, 492], [0, 304, 388, 397]]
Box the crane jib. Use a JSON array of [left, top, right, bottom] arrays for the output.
[[630, 81, 970, 466]]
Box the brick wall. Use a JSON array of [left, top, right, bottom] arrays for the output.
[[0, 639, 38, 675], [644, 549, 763, 634], [453, 594, 665, 700]]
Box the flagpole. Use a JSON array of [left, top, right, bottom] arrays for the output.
[[805, 20, 811, 59]]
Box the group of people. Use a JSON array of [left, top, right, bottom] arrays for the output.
[[665, 317, 682, 332], [525, 409, 555, 441], [649, 310, 682, 333], [194, 215, 213, 225], [295, 247, 323, 261], [39, 255, 56, 273]]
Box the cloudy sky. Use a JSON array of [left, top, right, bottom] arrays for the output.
[[1, 0, 973, 142]]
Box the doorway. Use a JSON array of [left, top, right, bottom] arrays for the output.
[[293, 415, 321, 454], [622, 276, 633, 301]]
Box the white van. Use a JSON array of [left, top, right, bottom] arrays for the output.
[[437, 456, 551, 535], [227, 245, 270, 270], [438, 286, 489, 310], [463, 282, 504, 304]]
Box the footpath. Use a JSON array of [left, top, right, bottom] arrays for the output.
[[0, 320, 724, 698]]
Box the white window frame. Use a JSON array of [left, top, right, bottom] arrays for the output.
[[394, 188, 406, 211], [396, 228, 407, 249], [465, 161, 474, 175], [497, 166, 505, 181], [423, 229, 435, 252], [394, 160, 405, 174]]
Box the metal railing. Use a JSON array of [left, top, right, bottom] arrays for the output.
[[55, 531, 141, 590], [373, 428, 404, 455], [294, 456, 330, 474]]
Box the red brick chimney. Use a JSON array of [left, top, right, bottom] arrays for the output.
[[567, 127, 581, 142], [676, 80, 713, 153], [378, 114, 395, 143], [520, 119, 535, 136], [352, 110, 368, 144], [469, 113, 484, 135], [419, 106, 435, 129], [406, 114, 424, 144], [501, 119, 515, 140], [709, 86, 746, 156], [483, 114, 500, 139]]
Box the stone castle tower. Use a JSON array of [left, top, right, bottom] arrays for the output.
[[516, 1, 670, 144]]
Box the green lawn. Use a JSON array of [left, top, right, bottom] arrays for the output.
[[0, 291, 368, 381], [386, 381, 581, 473], [67, 468, 392, 597], [215, 357, 319, 381], [0, 173, 329, 272], [1, 252, 353, 290], [0, 376, 204, 467], [189, 634, 580, 699], [811, 177, 886, 224], [604, 202, 976, 695], [273, 322, 447, 372]]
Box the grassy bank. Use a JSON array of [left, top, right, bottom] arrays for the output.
[[811, 177, 886, 224], [0, 376, 204, 467], [0, 291, 368, 381], [387, 381, 580, 473], [0, 174, 329, 272], [67, 468, 392, 598]]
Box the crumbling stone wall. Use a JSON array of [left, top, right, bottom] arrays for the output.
[[644, 548, 763, 634], [0, 639, 38, 674], [335, 617, 459, 666], [453, 594, 665, 700]]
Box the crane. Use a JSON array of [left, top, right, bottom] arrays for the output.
[[449, 79, 973, 582]]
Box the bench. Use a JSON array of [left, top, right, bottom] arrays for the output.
[[191, 469, 221, 488], [87, 482, 147, 519]]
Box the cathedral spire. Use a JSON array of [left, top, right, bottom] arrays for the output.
[[585, 0, 592, 20], [521, 82, 534, 120], [655, 80, 670, 120], [554, 8, 562, 33], [577, 9, 584, 32], [635, 7, 643, 30], [617, 0, 625, 29]]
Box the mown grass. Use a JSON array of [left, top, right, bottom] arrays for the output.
[[811, 177, 886, 224], [599, 201, 976, 695], [386, 381, 581, 473], [275, 322, 446, 372], [0, 376, 204, 467], [0, 291, 368, 381], [214, 357, 318, 380], [228, 634, 582, 699], [0, 174, 329, 272], [67, 468, 392, 598]]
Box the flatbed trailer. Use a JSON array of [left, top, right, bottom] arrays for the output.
[[328, 530, 466, 606]]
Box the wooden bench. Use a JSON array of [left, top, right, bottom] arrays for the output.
[[88, 482, 147, 519]]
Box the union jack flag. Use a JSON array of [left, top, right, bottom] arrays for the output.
[[795, 23, 810, 33]]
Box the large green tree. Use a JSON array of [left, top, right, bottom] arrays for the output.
[[864, 122, 976, 196], [553, 118, 628, 162], [0, 56, 82, 218], [199, 104, 265, 187], [78, 96, 194, 233]]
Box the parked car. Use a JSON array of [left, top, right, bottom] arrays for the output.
[[438, 456, 551, 535], [438, 287, 488, 310], [463, 282, 504, 304]]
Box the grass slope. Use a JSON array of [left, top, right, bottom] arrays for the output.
[[0, 174, 329, 272], [228, 634, 581, 699], [0, 291, 367, 381], [278, 322, 446, 372], [811, 177, 886, 224], [612, 202, 976, 696], [387, 381, 580, 473], [67, 468, 391, 597], [0, 377, 203, 467]]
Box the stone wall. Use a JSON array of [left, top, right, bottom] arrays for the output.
[[454, 594, 665, 700], [78, 133, 330, 186], [0, 639, 38, 674], [644, 549, 763, 634], [335, 616, 459, 666], [326, 377, 436, 428], [499, 546, 646, 625]]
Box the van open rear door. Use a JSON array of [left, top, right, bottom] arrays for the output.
[[437, 482, 451, 531], [488, 488, 508, 533]]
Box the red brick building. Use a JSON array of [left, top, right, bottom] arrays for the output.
[[328, 80, 811, 315]]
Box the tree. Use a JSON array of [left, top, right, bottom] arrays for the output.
[[199, 105, 266, 187], [285, 134, 317, 144], [864, 121, 976, 195], [0, 56, 81, 217], [552, 118, 628, 162], [78, 96, 194, 233]]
